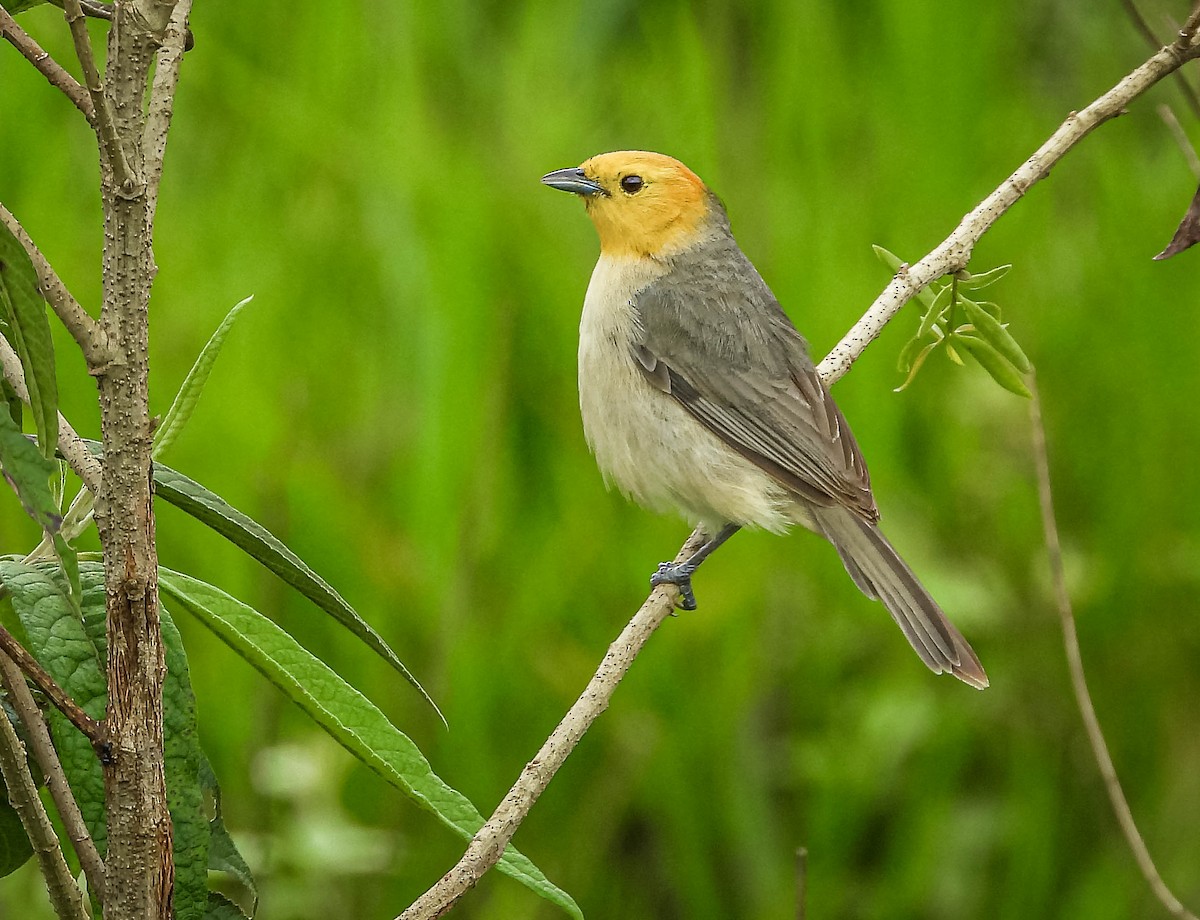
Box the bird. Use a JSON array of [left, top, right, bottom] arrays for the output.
[[541, 151, 987, 689]]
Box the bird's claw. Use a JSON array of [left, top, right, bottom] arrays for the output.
[[650, 561, 698, 610]]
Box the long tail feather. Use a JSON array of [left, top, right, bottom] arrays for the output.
[[812, 507, 988, 689]]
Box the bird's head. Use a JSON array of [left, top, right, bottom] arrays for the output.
[[542, 151, 722, 259]]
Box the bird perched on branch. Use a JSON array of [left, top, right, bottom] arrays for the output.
[[541, 151, 987, 689]]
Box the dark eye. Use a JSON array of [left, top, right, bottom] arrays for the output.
[[620, 174, 644, 194]]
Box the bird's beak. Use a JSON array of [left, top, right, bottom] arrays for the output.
[[541, 167, 607, 198]]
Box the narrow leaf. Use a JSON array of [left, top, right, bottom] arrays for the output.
[[872, 244, 941, 308], [959, 297, 1033, 373], [956, 264, 1012, 289], [150, 458, 441, 722], [160, 569, 583, 920], [953, 332, 1033, 398], [154, 296, 255, 460], [0, 221, 57, 459], [52, 533, 82, 615], [0, 413, 61, 534], [915, 284, 952, 341], [893, 340, 940, 392]]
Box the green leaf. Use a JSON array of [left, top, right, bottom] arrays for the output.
[[150, 459, 442, 722], [0, 0, 49, 15], [0, 558, 106, 853], [52, 533, 82, 616], [0, 411, 61, 534], [893, 339, 940, 392], [915, 284, 952, 341], [159, 569, 583, 920], [952, 332, 1033, 398], [956, 263, 1012, 290], [0, 792, 34, 878], [205, 892, 251, 920], [958, 297, 1033, 374], [0, 220, 57, 460], [0, 559, 213, 919], [154, 296, 255, 460], [872, 244, 943, 309]]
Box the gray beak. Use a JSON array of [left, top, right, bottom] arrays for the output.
[[541, 167, 607, 197]]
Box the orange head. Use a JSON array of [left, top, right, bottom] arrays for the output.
[[542, 151, 724, 258]]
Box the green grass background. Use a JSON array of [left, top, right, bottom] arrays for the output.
[[2, 1, 1199, 917]]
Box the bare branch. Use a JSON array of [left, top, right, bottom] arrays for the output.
[[143, 0, 194, 223], [0, 202, 110, 368], [1122, 0, 1200, 119], [398, 530, 707, 919], [0, 682, 90, 920], [0, 651, 106, 899], [1029, 375, 1198, 920], [0, 6, 94, 122], [817, 34, 1200, 385], [61, 0, 139, 196], [0, 336, 103, 493]]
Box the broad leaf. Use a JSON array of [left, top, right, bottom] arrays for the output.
[[0, 559, 211, 919], [160, 569, 583, 920], [0, 558, 106, 852]]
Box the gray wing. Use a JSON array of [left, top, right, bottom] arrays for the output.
[[631, 238, 878, 522]]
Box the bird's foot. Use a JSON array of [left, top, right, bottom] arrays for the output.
[[650, 561, 698, 610]]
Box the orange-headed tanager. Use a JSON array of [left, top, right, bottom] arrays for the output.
[[542, 150, 986, 689]]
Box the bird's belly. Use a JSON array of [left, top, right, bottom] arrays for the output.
[[578, 303, 797, 535]]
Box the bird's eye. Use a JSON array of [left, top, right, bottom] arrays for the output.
[[620, 174, 644, 195]]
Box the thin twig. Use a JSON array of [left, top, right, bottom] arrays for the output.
[[0, 6, 94, 122], [61, 0, 137, 195], [0, 651, 106, 899], [1122, 0, 1200, 119], [0, 623, 106, 752], [1029, 375, 1198, 920], [0, 685, 89, 920], [1158, 104, 1200, 177], [816, 31, 1200, 385], [0, 336, 103, 493], [398, 531, 707, 920], [0, 202, 110, 368], [795, 847, 809, 920], [143, 0, 194, 220]]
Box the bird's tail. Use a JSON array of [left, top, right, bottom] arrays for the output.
[[811, 506, 988, 689]]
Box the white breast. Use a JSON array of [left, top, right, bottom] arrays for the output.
[[577, 254, 796, 534]]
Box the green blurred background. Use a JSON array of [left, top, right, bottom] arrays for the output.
[[2, 1, 1199, 917]]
